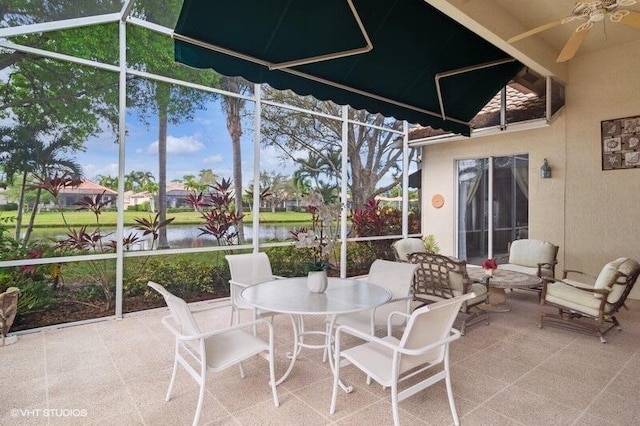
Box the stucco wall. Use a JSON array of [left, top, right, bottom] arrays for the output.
[[420, 39, 640, 298]]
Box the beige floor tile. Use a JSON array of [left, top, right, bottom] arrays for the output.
[[6, 296, 640, 426], [47, 382, 137, 424], [512, 371, 601, 410], [449, 366, 509, 405], [209, 369, 285, 414], [584, 390, 640, 425], [571, 412, 620, 426], [461, 406, 523, 425], [137, 388, 228, 426], [335, 399, 425, 426], [397, 381, 477, 425], [0, 378, 47, 410], [234, 392, 328, 426], [87, 409, 145, 425], [484, 385, 581, 425], [536, 353, 612, 389], [458, 350, 531, 383], [296, 377, 380, 421], [0, 404, 49, 426], [47, 364, 123, 398]]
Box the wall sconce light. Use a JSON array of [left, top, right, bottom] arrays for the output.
[[540, 158, 551, 179]]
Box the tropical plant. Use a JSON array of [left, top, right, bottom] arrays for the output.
[[186, 178, 244, 246]]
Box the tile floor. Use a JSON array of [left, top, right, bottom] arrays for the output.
[[2, 291, 640, 425]]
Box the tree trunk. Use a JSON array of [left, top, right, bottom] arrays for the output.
[[22, 187, 42, 245], [157, 88, 169, 249], [231, 131, 245, 243], [14, 169, 27, 241]]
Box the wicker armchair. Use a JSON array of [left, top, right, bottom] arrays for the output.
[[407, 252, 489, 335], [540, 257, 640, 343]]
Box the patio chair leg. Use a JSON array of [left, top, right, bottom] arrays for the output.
[[391, 382, 400, 426], [444, 361, 460, 425], [193, 376, 206, 426], [166, 344, 180, 401]]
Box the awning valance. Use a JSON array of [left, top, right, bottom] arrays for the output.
[[173, 0, 523, 136]]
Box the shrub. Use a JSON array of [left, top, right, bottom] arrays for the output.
[[0, 203, 18, 211], [127, 258, 230, 299]]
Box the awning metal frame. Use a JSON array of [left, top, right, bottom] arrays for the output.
[[173, 0, 372, 71], [435, 57, 517, 121]]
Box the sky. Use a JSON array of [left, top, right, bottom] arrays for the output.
[[80, 97, 297, 186]]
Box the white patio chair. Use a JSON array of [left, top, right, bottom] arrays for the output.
[[226, 252, 281, 325], [330, 293, 475, 426], [329, 260, 418, 336], [148, 281, 279, 426]]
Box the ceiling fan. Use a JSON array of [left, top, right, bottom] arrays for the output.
[[507, 0, 640, 62]]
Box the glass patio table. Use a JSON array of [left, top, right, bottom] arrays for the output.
[[241, 277, 391, 390]]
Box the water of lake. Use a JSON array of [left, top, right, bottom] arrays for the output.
[[28, 224, 300, 249]]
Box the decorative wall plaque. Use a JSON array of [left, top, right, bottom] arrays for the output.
[[601, 115, 640, 170], [431, 194, 445, 209]]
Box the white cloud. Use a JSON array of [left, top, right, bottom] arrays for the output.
[[84, 162, 119, 181], [147, 135, 205, 155], [202, 154, 223, 164]]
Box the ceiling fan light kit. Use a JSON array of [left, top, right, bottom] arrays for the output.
[[507, 0, 640, 62]]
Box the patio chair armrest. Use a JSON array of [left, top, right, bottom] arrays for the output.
[[272, 275, 286, 279], [387, 310, 411, 335], [229, 279, 249, 289], [387, 295, 413, 304], [335, 324, 401, 351], [398, 328, 462, 356], [161, 315, 273, 341], [349, 274, 368, 281], [189, 301, 232, 314], [562, 269, 597, 280]]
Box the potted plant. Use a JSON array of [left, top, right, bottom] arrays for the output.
[[0, 287, 20, 346], [482, 258, 498, 276], [291, 192, 341, 293]]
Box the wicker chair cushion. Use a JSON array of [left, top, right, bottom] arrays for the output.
[[452, 282, 487, 305], [546, 282, 601, 317], [392, 238, 426, 262], [508, 239, 557, 269], [593, 258, 626, 299], [499, 263, 552, 278]]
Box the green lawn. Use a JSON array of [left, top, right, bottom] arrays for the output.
[[3, 210, 313, 228]]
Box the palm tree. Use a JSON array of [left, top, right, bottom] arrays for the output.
[[220, 76, 253, 243], [0, 123, 82, 242]]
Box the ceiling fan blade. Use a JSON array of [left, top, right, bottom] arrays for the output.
[[507, 16, 577, 43], [617, 10, 640, 29], [556, 25, 591, 63]]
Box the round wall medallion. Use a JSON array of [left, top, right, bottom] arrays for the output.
[[431, 194, 445, 209]]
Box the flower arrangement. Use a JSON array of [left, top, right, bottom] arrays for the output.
[[482, 258, 498, 271], [291, 192, 342, 273]]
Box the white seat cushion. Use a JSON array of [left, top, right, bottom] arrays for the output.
[[204, 329, 269, 371], [593, 258, 626, 299], [508, 239, 557, 269], [341, 335, 401, 386], [545, 282, 602, 317], [452, 283, 487, 305]]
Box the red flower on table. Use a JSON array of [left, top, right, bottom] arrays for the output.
[[482, 258, 498, 270]]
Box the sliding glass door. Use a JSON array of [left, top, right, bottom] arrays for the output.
[[456, 155, 529, 264]]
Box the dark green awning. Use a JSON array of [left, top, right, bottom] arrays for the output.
[[174, 0, 523, 136]]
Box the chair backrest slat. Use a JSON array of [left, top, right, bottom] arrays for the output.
[[366, 260, 417, 326], [148, 281, 201, 337], [398, 294, 472, 373], [226, 253, 274, 285]]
